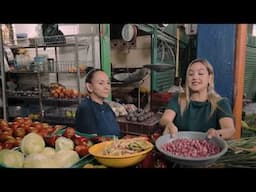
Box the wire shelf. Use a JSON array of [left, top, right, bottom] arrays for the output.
[[54, 60, 87, 73], [10, 34, 91, 49], [42, 97, 80, 105]]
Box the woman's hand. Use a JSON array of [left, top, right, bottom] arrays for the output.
[[163, 122, 178, 137], [207, 128, 222, 139], [160, 109, 177, 137]]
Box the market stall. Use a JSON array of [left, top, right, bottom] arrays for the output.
[[1, 118, 256, 168]]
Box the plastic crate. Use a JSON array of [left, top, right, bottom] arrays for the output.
[[119, 123, 155, 136], [151, 92, 172, 103], [117, 113, 161, 136]]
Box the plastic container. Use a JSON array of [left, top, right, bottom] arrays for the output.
[[8, 105, 28, 117], [47, 58, 54, 72], [34, 55, 48, 72]]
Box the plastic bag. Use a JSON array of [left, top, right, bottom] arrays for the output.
[[42, 24, 66, 45]]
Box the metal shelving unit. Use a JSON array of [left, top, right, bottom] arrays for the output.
[[0, 24, 7, 120], [4, 33, 97, 124]]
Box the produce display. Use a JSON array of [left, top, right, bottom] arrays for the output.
[[0, 132, 80, 168], [0, 119, 167, 168], [106, 101, 128, 117], [83, 163, 107, 168], [46, 127, 92, 157], [123, 104, 137, 113], [155, 132, 228, 167], [21, 132, 45, 155], [125, 108, 154, 122], [0, 117, 63, 150], [89, 137, 154, 168], [0, 149, 24, 168], [67, 64, 86, 73], [102, 137, 152, 156], [65, 109, 76, 118], [241, 114, 256, 137], [49, 83, 87, 99], [161, 138, 221, 158], [210, 136, 256, 168], [244, 114, 256, 129], [28, 113, 40, 120], [23, 152, 59, 168], [0, 116, 169, 168], [0, 122, 94, 168], [55, 136, 74, 151]]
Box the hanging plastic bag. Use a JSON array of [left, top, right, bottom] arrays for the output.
[[42, 24, 66, 45]]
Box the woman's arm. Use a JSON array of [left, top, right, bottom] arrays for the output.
[[207, 97, 236, 140], [160, 109, 178, 137], [219, 117, 236, 139], [208, 117, 235, 140]]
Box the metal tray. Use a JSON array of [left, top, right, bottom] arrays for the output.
[[113, 68, 148, 83], [143, 64, 175, 72]]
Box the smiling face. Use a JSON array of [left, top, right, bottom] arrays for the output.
[[86, 71, 111, 101], [187, 61, 212, 93]]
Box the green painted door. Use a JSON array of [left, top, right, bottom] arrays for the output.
[[245, 35, 256, 99], [100, 24, 112, 99]]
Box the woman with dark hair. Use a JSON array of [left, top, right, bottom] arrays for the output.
[[160, 58, 235, 140], [75, 68, 120, 136]]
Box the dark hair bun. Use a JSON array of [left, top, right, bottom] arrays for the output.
[[85, 67, 95, 74]]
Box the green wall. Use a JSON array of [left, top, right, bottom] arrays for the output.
[[245, 34, 256, 99]]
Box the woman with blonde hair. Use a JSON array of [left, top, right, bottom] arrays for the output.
[[160, 58, 235, 139]]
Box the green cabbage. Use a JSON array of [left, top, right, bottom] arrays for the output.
[[23, 153, 59, 168], [55, 137, 74, 151], [21, 133, 45, 155], [0, 149, 24, 168], [54, 149, 79, 168]]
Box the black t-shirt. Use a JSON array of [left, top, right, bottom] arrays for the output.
[[75, 97, 120, 136]]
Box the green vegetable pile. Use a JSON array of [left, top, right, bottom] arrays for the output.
[[241, 114, 256, 137], [210, 136, 256, 168]]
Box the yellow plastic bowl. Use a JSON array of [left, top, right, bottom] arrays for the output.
[[89, 140, 154, 168]]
